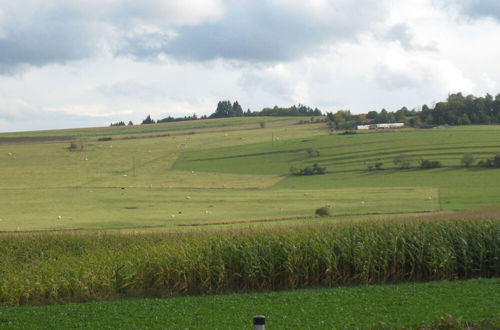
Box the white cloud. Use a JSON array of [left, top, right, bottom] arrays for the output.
[[0, 0, 500, 132]]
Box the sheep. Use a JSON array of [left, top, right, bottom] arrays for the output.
[[360, 201, 365, 205], [170, 214, 176, 218], [58, 216, 62, 220], [186, 196, 191, 200]]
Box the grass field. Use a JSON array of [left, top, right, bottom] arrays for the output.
[[0, 119, 499, 326], [0, 279, 498, 329], [0, 117, 299, 139], [1, 121, 500, 232], [0, 187, 438, 231]]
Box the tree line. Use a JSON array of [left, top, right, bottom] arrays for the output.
[[327, 92, 500, 130], [110, 101, 323, 126], [110, 92, 500, 128]]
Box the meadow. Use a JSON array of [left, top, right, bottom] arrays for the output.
[[0, 119, 499, 326], [1, 121, 500, 232]]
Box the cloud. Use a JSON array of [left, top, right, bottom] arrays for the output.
[[383, 24, 438, 51], [0, 0, 390, 72], [0, 0, 224, 73], [443, 0, 500, 21], [119, 0, 389, 62], [373, 53, 474, 94]]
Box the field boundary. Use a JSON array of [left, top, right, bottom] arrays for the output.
[[176, 210, 438, 227]]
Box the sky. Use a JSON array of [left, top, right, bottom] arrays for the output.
[[0, 0, 500, 132]]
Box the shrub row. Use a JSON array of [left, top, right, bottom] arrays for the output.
[[0, 217, 498, 306]]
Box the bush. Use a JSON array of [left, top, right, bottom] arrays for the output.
[[339, 130, 357, 135], [495, 154, 500, 167], [306, 148, 320, 157], [260, 121, 266, 128], [461, 153, 474, 167], [97, 137, 112, 142], [393, 154, 411, 169], [419, 159, 442, 169], [68, 140, 85, 152], [476, 153, 500, 168], [290, 164, 326, 176], [315, 206, 331, 217], [368, 162, 384, 171]]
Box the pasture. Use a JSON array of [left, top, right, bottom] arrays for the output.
[[1, 121, 500, 232]]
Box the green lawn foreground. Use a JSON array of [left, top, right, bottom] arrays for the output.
[[0, 279, 497, 329]]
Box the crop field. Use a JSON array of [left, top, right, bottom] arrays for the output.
[[0, 119, 499, 326], [0, 279, 498, 329]]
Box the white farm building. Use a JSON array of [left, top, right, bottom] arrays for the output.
[[357, 123, 405, 130]]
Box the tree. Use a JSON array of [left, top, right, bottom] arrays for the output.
[[110, 121, 125, 126], [419, 159, 442, 169], [231, 101, 244, 117], [394, 154, 411, 169], [128, 121, 134, 126], [141, 115, 155, 124], [494, 154, 500, 167], [210, 101, 233, 118], [461, 153, 474, 167]]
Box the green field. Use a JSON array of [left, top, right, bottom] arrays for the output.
[[1, 121, 500, 232], [0, 279, 498, 329], [0, 119, 499, 326]]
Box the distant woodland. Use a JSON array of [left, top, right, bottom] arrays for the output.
[[111, 92, 500, 129]]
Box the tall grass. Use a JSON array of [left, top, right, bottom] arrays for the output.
[[0, 216, 498, 306]]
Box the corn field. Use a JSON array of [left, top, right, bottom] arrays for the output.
[[0, 216, 498, 306]]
